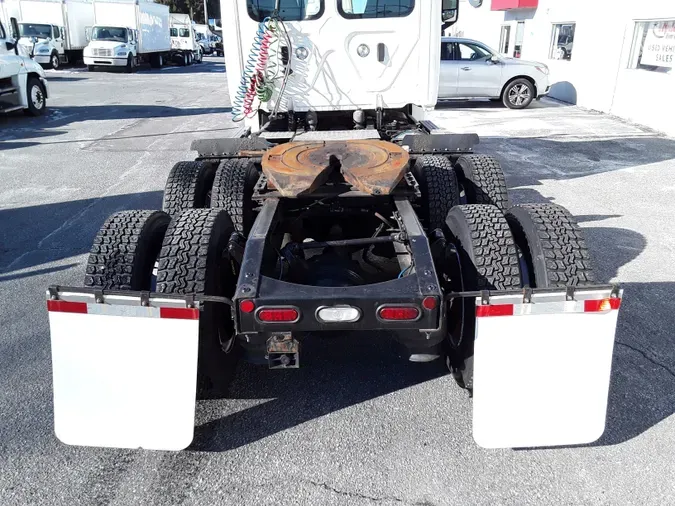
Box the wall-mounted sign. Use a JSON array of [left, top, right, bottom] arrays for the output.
[[641, 20, 675, 68]]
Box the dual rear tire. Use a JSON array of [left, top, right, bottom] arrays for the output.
[[444, 202, 596, 390], [84, 207, 239, 398]]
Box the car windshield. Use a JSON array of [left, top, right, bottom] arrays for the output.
[[19, 23, 52, 39], [92, 26, 127, 42], [179, 28, 190, 37], [170, 28, 178, 37]]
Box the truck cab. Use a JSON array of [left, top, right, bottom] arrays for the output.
[[221, 0, 449, 130], [18, 22, 64, 69], [83, 25, 137, 70], [0, 18, 49, 115], [169, 13, 201, 65]]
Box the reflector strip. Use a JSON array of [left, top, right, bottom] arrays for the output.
[[477, 298, 622, 317], [47, 300, 88, 314], [47, 300, 199, 320], [159, 307, 200, 320], [584, 298, 621, 312], [476, 304, 514, 318]]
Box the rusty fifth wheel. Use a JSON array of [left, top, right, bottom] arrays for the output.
[[262, 140, 410, 197]]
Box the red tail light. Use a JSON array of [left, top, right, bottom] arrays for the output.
[[240, 300, 256, 314], [378, 306, 420, 321], [257, 307, 300, 323]]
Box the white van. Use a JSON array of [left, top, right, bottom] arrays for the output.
[[0, 17, 49, 115]]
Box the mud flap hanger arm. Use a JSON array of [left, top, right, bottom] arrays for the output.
[[47, 285, 234, 308]]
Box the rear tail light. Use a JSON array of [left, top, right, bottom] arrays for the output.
[[378, 306, 420, 321], [239, 300, 255, 314], [257, 307, 300, 323], [422, 296, 438, 310], [316, 306, 361, 323]]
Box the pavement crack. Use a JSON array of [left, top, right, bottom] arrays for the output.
[[304, 479, 407, 504], [616, 341, 675, 378]]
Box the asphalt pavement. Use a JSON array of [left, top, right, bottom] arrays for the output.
[[1, 58, 675, 505]]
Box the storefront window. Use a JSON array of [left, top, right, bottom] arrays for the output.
[[629, 20, 674, 74], [247, 0, 323, 21], [550, 23, 575, 61], [339, 0, 415, 19]]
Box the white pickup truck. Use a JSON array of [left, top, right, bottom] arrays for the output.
[[0, 17, 49, 115]]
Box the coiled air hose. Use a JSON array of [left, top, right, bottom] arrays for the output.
[[232, 17, 283, 122]]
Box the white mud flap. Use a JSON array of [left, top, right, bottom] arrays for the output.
[[47, 290, 200, 451], [472, 287, 622, 449]]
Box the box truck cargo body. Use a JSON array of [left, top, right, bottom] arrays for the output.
[[4, 0, 95, 68], [83, 0, 170, 71]]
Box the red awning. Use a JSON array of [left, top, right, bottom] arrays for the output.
[[491, 0, 538, 10]]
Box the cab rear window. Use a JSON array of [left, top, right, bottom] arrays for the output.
[[247, 0, 324, 21], [338, 0, 415, 19]]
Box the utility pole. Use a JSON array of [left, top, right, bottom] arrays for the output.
[[203, 0, 208, 26]]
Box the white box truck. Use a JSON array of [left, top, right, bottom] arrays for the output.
[[5, 0, 95, 69], [169, 12, 201, 65], [83, 0, 169, 72]]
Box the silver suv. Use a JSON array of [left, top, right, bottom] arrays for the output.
[[440, 37, 550, 109]]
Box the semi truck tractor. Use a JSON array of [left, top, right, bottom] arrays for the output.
[[0, 17, 49, 115], [169, 12, 201, 65], [47, 0, 623, 451], [83, 0, 170, 72], [5, 0, 95, 69]]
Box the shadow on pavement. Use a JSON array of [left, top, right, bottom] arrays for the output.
[[191, 335, 446, 452], [0, 191, 163, 274], [480, 135, 675, 201], [0, 105, 232, 142], [436, 98, 566, 110]]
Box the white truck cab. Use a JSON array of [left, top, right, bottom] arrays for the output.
[[18, 22, 64, 68], [0, 17, 49, 115], [221, 0, 453, 131], [169, 13, 201, 65], [83, 25, 137, 70]]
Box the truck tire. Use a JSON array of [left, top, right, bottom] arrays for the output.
[[505, 203, 596, 288], [23, 77, 47, 117], [84, 210, 171, 290], [502, 78, 535, 109], [150, 53, 163, 69], [444, 204, 521, 390], [156, 209, 238, 397], [453, 155, 509, 211], [412, 155, 460, 232], [210, 159, 259, 235], [125, 54, 135, 73], [187, 52, 193, 65], [49, 52, 60, 70], [162, 161, 217, 215]]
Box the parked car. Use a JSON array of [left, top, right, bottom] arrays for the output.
[[439, 37, 550, 109]]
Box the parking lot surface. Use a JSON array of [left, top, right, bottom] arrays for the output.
[[1, 60, 675, 505]]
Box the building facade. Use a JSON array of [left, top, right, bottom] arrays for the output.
[[449, 0, 675, 136]]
